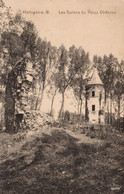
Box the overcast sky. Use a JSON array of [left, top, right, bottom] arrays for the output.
[[4, 0, 124, 62]]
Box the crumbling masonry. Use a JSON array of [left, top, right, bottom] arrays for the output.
[[5, 53, 34, 132]]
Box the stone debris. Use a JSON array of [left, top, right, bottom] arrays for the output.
[[21, 111, 55, 131]]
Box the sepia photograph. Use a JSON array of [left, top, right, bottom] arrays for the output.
[[0, 0, 124, 193]]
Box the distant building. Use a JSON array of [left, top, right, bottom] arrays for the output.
[[85, 67, 105, 124]]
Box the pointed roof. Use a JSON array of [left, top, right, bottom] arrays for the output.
[[86, 68, 104, 86]]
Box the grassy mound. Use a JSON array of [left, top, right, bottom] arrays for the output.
[[0, 126, 123, 193]]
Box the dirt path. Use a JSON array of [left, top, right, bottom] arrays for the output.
[[65, 129, 102, 144]]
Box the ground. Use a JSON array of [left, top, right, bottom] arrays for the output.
[[0, 125, 123, 194]]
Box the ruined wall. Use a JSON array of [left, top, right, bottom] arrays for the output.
[[5, 76, 15, 132], [5, 54, 34, 132], [0, 90, 5, 130]]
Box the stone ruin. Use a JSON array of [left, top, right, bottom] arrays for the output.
[[4, 52, 54, 133], [5, 53, 34, 132]]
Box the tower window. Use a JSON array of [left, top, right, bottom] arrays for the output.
[[92, 105, 95, 111], [92, 91, 95, 97]]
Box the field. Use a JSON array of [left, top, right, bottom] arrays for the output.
[[0, 125, 123, 194]]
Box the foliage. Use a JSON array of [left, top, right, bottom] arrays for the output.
[[70, 47, 90, 119]]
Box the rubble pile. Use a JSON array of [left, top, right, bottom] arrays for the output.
[[22, 111, 55, 130]]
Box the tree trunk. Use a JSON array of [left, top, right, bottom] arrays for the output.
[[117, 96, 120, 130], [99, 91, 102, 124], [77, 99, 80, 122], [59, 91, 65, 118], [35, 82, 44, 111], [37, 87, 44, 111], [77, 100, 80, 115], [110, 92, 112, 125], [50, 89, 57, 116], [107, 93, 110, 124], [105, 90, 107, 122], [79, 98, 83, 122], [85, 91, 88, 122], [105, 90, 107, 105], [35, 83, 42, 110]]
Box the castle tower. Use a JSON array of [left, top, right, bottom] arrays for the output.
[[85, 67, 105, 124]]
